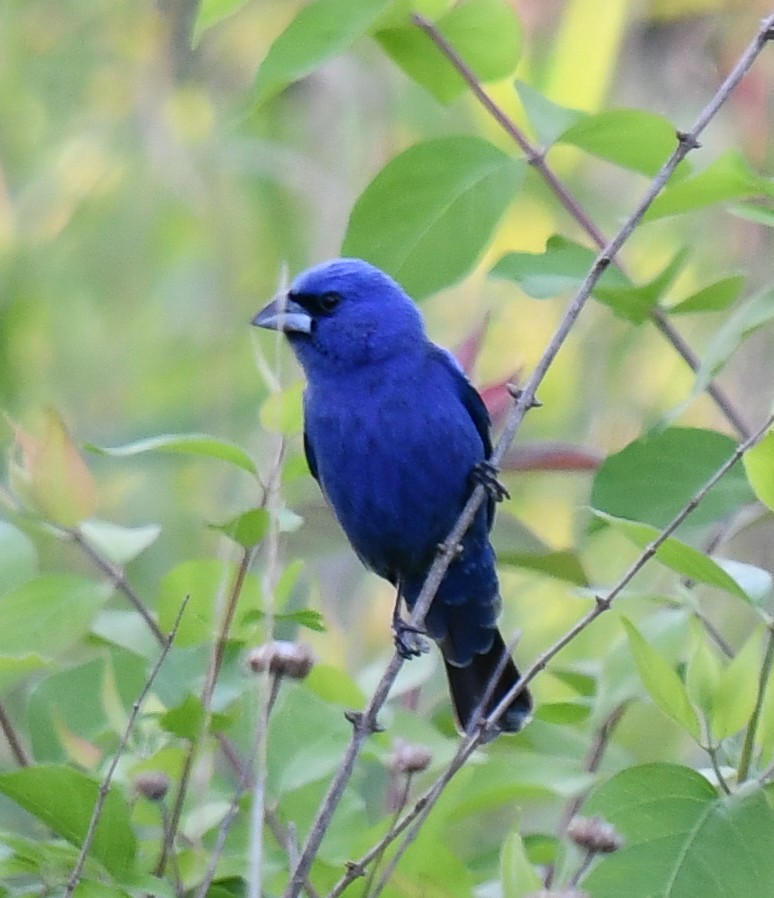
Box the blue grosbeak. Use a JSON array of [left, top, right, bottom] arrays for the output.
[[253, 258, 531, 736]]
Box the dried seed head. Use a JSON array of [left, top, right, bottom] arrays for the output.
[[246, 641, 315, 680], [567, 816, 625, 854], [389, 738, 433, 774], [134, 770, 170, 802]]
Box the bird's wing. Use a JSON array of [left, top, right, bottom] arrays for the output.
[[303, 428, 320, 482], [431, 346, 493, 458], [430, 345, 497, 528]]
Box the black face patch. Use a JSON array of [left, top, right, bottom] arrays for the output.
[[290, 290, 342, 317]]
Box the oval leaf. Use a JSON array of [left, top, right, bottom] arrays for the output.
[[623, 619, 701, 740], [591, 427, 754, 530], [584, 764, 774, 898], [0, 765, 136, 878], [743, 430, 774, 513], [88, 433, 257, 476], [251, 0, 392, 106], [343, 136, 524, 299]]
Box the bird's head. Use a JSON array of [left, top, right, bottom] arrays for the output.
[[252, 258, 425, 373]]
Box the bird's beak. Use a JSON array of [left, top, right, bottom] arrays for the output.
[[251, 294, 313, 335]]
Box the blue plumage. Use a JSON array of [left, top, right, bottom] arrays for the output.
[[253, 258, 531, 736]]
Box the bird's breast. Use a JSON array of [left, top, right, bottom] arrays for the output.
[[305, 377, 483, 579]]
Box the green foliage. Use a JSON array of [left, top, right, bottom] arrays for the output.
[[342, 136, 524, 298], [583, 764, 774, 897], [2, 1, 774, 897], [376, 0, 522, 103]]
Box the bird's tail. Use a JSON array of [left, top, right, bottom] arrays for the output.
[[442, 629, 532, 739]]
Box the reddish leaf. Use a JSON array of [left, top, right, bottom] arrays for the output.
[[500, 441, 602, 473]]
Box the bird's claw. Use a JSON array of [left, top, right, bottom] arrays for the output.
[[392, 618, 430, 659], [470, 461, 510, 502]]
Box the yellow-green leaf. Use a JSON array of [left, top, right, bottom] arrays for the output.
[[623, 618, 700, 741]]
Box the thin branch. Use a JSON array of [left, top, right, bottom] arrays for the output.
[[363, 773, 414, 898], [545, 701, 629, 887], [249, 437, 285, 898], [0, 702, 30, 767], [543, 704, 627, 888], [192, 674, 283, 898], [156, 545, 256, 878], [70, 527, 165, 644], [285, 16, 774, 897], [411, 13, 753, 440], [706, 742, 732, 795], [737, 621, 774, 782], [65, 596, 188, 898]]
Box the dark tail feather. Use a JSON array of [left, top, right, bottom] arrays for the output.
[[443, 630, 532, 739]]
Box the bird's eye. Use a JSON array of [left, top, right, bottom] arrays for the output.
[[319, 291, 341, 313]]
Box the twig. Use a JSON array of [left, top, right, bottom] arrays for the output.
[[70, 527, 165, 644], [284, 16, 774, 896], [706, 742, 732, 795], [545, 702, 628, 887], [156, 545, 256, 878], [249, 437, 285, 898], [411, 13, 753, 440], [266, 809, 323, 898], [65, 596, 188, 898], [192, 674, 282, 898], [0, 702, 29, 767], [737, 621, 774, 782], [366, 775, 416, 898], [327, 410, 774, 898]]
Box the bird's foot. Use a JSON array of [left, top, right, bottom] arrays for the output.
[[470, 460, 510, 502], [392, 617, 430, 660]]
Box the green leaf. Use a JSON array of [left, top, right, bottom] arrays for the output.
[[305, 663, 365, 707], [622, 619, 700, 740], [497, 548, 588, 586], [193, 0, 249, 44], [712, 633, 761, 740], [377, 0, 522, 104], [591, 427, 754, 530], [267, 685, 352, 795], [667, 274, 745, 315], [743, 431, 774, 512], [160, 693, 206, 740], [251, 0, 392, 106], [157, 560, 262, 646], [593, 247, 689, 323], [515, 81, 583, 148], [534, 702, 590, 724], [500, 829, 543, 898], [88, 433, 257, 476], [0, 765, 136, 879], [686, 626, 721, 717], [0, 574, 108, 660], [559, 108, 678, 176], [0, 521, 37, 597], [491, 235, 626, 299], [596, 512, 750, 601], [27, 655, 147, 761], [78, 520, 161, 566], [209, 508, 270, 548], [690, 289, 774, 398], [645, 150, 774, 220], [583, 764, 774, 898], [342, 136, 524, 299], [729, 203, 774, 227]]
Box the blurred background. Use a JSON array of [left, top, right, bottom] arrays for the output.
[[2, 0, 774, 755]]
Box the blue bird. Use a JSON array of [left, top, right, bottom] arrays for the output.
[[252, 258, 531, 736]]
